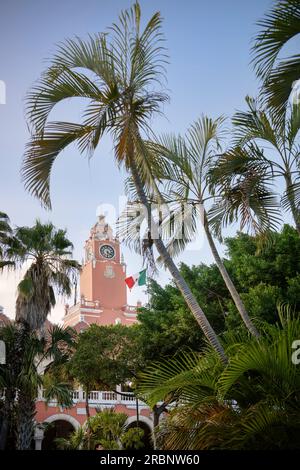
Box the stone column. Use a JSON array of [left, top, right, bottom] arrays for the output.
[[116, 384, 122, 404], [34, 426, 44, 451], [78, 388, 84, 402]]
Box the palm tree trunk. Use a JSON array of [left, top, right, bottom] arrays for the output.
[[85, 388, 90, 420], [130, 160, 227, 363], [202, 210, 260, 337], [15, 392, 36, 450], [284, 172, 300, 235], [152, 402, 168, 450], [85, 388, 91, 450], [0, 412, 9, 450]]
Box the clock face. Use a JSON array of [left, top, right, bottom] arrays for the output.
[[99, 244, 115, 259]]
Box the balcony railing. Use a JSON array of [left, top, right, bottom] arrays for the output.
[[124, 306, 137, 313], [39, 389, 145, 407]]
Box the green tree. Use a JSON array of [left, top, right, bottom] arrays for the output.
[[136, 275, 226, 365], [0, 321, 75, 450], [21, 1, 226, 361], [224, 225, 300, 327], [137, 226, 300, 335], [56, 409, 144, 450], [212, 97, 300, 234], [138, 115, 258, 336], [5, 220, 80, 331], [68, 324, 140, 420], [138, 308, 300, 450], [134, 268, 229, 436], [121, 426, 145, 450]]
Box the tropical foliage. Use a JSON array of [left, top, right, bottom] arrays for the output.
[[120, 115, 258, 336], [0, 212, 13, 269], [252, 0, 300, 120], [211, 97, 300, 235], [138, 309, 300, 450], [68, 324, 141, 418], [56, 409, 144, 450], [137, 225, 300, 346], [0, 321, 76, 450], [21, 0, 226, 359], [5, 220, 80, 331], [1, 0, 300, 452]]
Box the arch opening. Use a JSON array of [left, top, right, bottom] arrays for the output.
[[42, 419, 75, 450], [125, 420, 153, 449]]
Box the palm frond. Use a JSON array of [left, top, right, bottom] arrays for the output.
[[252, 0, 300, 120], [281, 180, 300, 212], [209, 146, 281, 237], [156, 202, 199, 262], [22, 122, 95, 208], [232, 96, 280, 149], [252, 0, 300, 79], [27, 67, 103, 133], [137, 348, 221, 408], [23, 2, 169, 208], [262, 55, 300, 120]]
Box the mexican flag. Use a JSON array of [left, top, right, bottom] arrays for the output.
[[125, 269, 147, 290]]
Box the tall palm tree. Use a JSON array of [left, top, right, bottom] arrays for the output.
[[0, 321, 75, 450], [21, 3, 226, 360], [6, 220, 80, 331], [211, 97, 300, 235], [120, 116, 259, 336], [252, 0, 300, 121]]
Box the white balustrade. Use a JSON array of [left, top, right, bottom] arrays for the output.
[[38, 389, 145, 407]]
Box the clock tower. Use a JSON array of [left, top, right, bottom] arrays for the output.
[[64, 216, 139, 330]]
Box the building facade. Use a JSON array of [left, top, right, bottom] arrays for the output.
[[64, 215, 141, 330], [34, 217, 152, 450]]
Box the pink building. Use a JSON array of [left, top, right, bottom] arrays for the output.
[[64, 215, 141, 330], [34, 217, 153, 450]]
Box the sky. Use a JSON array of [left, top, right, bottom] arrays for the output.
[[0, 0, 274, 322]]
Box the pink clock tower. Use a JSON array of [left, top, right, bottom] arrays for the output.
[[64, 216, 139, 330]]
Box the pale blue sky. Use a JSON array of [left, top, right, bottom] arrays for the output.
[[0, 0, 274, 321]]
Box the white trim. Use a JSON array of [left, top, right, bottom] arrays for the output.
[[79, 309, 103, 314], [43, 414, 80, 430], [125, 415, 153, 430]]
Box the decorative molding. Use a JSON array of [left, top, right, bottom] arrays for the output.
[[79, 308, 103, 314], [125, 415, 153, 430], [104, 265, 115, 279], [43, 414, 80, 430]]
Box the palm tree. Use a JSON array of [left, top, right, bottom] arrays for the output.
[[0, 321, 76, 450], [56, 409, 144, 450], [211, 97, 300, 235], [252, 0, 300, 121], [0, 212, 14, 269], [121, 116, 259, 336], [21, 2, 226, 360], [55, 426, 87, 450], [6, 220, 80, 331], [138, 308, 300, 449]]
